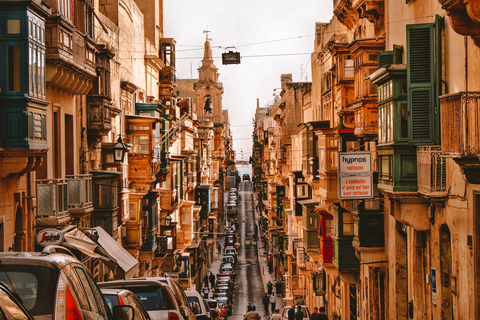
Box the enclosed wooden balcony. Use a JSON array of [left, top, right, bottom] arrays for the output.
[[417, 146, 447, 197], [36, 178, 70, 225], [66, 174, 93, 218], [440, 92, 480, 182]]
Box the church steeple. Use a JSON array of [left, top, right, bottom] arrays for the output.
[[198, 30, 218, 82], [201, 30, 215, 68]]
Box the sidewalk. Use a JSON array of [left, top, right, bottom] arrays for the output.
[[254, 194, 285, 315]]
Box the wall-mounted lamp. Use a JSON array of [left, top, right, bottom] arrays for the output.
[[164, 212, 172, 227], [113, 136, 127, 162]]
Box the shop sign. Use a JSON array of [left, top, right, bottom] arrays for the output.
[[36, 229, 64, 246], [338, 152, 373, 199]]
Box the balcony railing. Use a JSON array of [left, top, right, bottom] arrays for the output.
[[417, 146, 447, 197], [440, 92, 480, 157], [37, 179, 69, 219]]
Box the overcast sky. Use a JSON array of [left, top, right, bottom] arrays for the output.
[[164, 0, 334, 168]]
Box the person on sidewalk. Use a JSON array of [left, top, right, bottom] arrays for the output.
[[315, 307, 328, 320], [287, 305, 295, 320], [310, 307, 318, 320], [294, 305, 304, 320], [209, 272, 216, 288], [270, 309, 282, 320], [217, 242, 222, 254], [202, 285, 210, 299], [275, 281, 282, 296], [267, 280, 273, 295], [204, 275, 209, 288], [262, 293, 270, 314], [269, 293, 276, 314]]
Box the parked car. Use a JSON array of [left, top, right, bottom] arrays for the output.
[[204, 299, 221, 320], [0, 246, 131, 320], [222, 255, 236, 266], [281, 305, 310, 320], [185, 290, 211, 320], [98, 278, 186, 320], [224, 247, 237, 256], [212, 292, 231, 305], [132, 276, 196, 320], [101, 287, 152, 320], [213, 286, 232, 299], [215, 278, 233, 291], [215, 297, 232, 316], [242, 174, 250, 181], [219, 265, 236, 277]]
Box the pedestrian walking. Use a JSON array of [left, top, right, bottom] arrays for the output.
[[209, 272, 216, 288], [287, 305, 295, 320], [267, 280, 273, 295], [202, 285, 210, 299], [268, 260, 273, 273], [217, 242, 222, 254], [275, 281, 282, 295], [269, 293, 277, 314], [262, 293, 270, 314], [220, 305, 227, 319], [310, 307, 318, 320], [270, 309, 282, 320], [315, 307, 328, 320], [204, 275, 209, 288], [294, 306, 304, 320]]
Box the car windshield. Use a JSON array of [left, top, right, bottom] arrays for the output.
[[126, 285, 175, 311], [187, 296, 202, 314], [0, 265, 58, 318]]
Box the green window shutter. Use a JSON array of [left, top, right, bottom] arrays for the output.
[[378, 51, 393, 68], [407, 23, 434, 144], [393, 45, 403, 64]]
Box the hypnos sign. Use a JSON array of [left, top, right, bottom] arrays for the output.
[[338, 152, 373, 199]]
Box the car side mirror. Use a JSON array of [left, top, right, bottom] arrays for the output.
[[113, 305, 135, 320]]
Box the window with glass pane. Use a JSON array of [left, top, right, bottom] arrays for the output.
[[132, 135, 150, 154], [386, 102, 393, 142], [378, 107, 385, 143], [325, 219, 334, 237], [8, 46, 21, 92], [380, 155, 392, 181], [343, 212, 354, 236], [401, 103, 408, 139], [344, 56, 354, 78]]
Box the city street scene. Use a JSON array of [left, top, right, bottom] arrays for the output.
[[0, 0, 480, 319]]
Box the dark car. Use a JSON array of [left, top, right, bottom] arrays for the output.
[[242, 174, 250, 181], [101, 288, 152, 320], [0, 246, 131, 320]]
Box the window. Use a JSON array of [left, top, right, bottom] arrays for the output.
[[297, 184, 308, 198], [74, 0, 94, 37], [28, 13, 46, 99], [131, 135, 150, 155], [344, 55, 354, 78], [8, 46, 21, 92], [57, 0, 74, 23], [401, 103, 408, 139], [7, 19, 21, 34], [379, 155, 393, 181], [343, 212, 354, 236]]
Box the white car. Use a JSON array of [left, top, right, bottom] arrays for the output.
[[185, 290, 211, 320]]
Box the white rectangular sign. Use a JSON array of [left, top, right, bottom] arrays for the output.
[[339, 175, 373, 198], [338, 152, 372, 176]]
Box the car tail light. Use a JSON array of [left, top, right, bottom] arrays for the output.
[[282, 309, 285, 317], [117, 295, 126, 306], [169, 312, 180, 320], [55, 273, 83, 320]]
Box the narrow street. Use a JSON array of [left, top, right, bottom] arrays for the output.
[[230, 181, 266, 319]]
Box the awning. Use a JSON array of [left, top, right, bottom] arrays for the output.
[[91, 226, 139, 279], [62, 227, 139, 279], [297, 199, 320, 206]]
